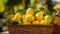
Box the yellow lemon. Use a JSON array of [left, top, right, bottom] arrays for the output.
[[22, 15, 26, 20], [26, 8, 34, 15], [39, 11, 44, 15], [40, 20, 47, 25], [53, 4, 60, 10], [8, 14, 14, 21], [13, 13, 22, 22], [54, 16, 60, 24], [23, 19, 31, 24], [45, 15, 52, 24], [36, 12, 44, 21], [45, 15, 51, 21], [32, 20, 40, 24], [25, 14, 35, 22]]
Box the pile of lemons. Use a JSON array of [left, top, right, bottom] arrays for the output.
[[9, 8, 52, 25]]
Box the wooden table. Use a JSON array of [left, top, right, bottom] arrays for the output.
[[0, 31, 9, 34]]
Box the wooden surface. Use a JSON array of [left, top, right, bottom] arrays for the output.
[[0, 31, 8, 34]]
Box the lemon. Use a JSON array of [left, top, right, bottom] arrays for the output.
[[25, 14, 35, 22], [8, 14, 14, 21], [40, 20, 47, 25], [36, 12, 44, 21], [22, 15, 26, 20], [54, 16, 60, 24], [23, 19, 31, 24], [45, 15, 51, 20], [13, 13, 22, 22], [32, 20, 40, 24], [26, 8, 34, 15], [53, 4, 60, 10], [38, 11, 44, 15], [45, 15, 52, 23]]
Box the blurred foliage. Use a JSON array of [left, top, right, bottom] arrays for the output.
[[0, 0, 57, 18], [3, 12, 9, 18], [0, 19, 3, 27], [6, 0, 23, 6]]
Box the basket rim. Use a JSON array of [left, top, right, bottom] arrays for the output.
[[7, 24, 54, 27]]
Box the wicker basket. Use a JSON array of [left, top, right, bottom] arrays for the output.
[[7, 24, 54, 34], [54, 25, 60, 34]]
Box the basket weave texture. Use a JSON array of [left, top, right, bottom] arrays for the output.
[[7, 24, 54, 34], [54, 25, 60, 34]]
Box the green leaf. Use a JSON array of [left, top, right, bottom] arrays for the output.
[[10, 21, 18, 25]]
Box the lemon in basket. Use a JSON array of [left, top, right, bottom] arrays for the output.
[[23, 19, 31, 24], [36, 11, 44, 21], [32, 20, 40, 24], [40, 20, 47, 25], [26, 8, 34, 15], [13, 13, 22, 22], [54, 16, 60, 24], [22, 15, 26, 20], [8, 14, 14, 21], [45, 15, 52, 24], [25, 14, 35, 22]]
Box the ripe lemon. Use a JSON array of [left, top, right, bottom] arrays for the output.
[[53, 4, 60, 10], [32, 20, 40, 24], [45, 15, 52, 24], [13, 13, 22, 22], [39, 11, 44, 15], [25, 14, 35, 22], [22, 15, 26, 20], [36, 12, 44, 21], [23, 19, 31, 24], [54, 16, 60, 24], [8, 14, 14, 21], [40, 20, 47, 25], [26, 8, 34, 15], [45, 15, 51, 21]]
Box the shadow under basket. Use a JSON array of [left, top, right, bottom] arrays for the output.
[[7, 24, 55, 34]]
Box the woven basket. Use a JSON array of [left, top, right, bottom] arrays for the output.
[[54, 25, 60, 34], [7, 24, 54, 34]]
